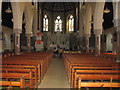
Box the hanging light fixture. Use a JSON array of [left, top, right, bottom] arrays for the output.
[[81, 2, 85, 10], [104, 7, 110, 13], [5, 2, 12, 13], [104, 3, 110, 14], [90, 21, 93, 24]]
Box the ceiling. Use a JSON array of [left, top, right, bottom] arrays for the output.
[[42, 2, 76, 12], [2, 2, 113, 30]]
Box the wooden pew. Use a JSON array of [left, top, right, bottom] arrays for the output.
[[63, 53, 120, 89], [1, 51, 53, 88], [72, 69, 120, 88], [1, 67, 38, 88], [100, 53, 117, 61], [77, 74, 120, 89], [0, 76, 25, 88], [63, 53, 119, 81], [1, 63, 41, 84], [67, 62, 119, 84], [1, 70, 34, 88], [70, 66, 120, 87], [2, 52, 53, 79]]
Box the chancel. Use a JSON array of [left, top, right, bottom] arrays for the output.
[[0, 0, 120, 89]]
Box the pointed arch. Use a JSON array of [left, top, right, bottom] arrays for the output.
[[43, 15, 49, 31], [68, 15, 74, 32], [55, 16, 62, 32]]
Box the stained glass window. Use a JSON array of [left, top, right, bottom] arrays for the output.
[[43, 15, 48, 31], [55, 16, 62, 32], [68, 15, 74, 32]]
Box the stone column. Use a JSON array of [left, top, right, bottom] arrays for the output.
[[111, 32, 117, 54], [79, 8, 84, 50], [113, 2, 120, 62], [26, 34, 31, 52], [39, 3, 42, 33], [94, 29, 102, 56], [0, 26, 2, 56], [116, 26, 120, 62], [13, 29, 22, 55], [79, 37, 83, 49], [0, 1, 2, 54], [76, 5, 79, 31], [95, 35, 101, 56], [85, 34, 90, 53]]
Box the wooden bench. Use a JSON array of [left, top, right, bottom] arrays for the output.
[[2, 51, 15, 58], [100, 53, 117, 61], [67, 62, 119, 83], [1, 71, 34, 88], [73, 69, 120, 88], [0, 76, 25, 88], [63, 53, 120, 89], [2, 52, 53, 79], [1, 52, 53, 88], [1, 66, 38, 88], [1, 63, 41, 83], [77, 74, 120, 89], [70, 66, 120, 87]]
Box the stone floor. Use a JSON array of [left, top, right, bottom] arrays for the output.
[[38, 57, 70, 88]]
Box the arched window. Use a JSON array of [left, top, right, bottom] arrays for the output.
[[55, 16, 62, 32], [43, 15, 48, 31], [68, 15, 74, 32]]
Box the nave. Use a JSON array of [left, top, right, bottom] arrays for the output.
[[0, 1, 120, 90]]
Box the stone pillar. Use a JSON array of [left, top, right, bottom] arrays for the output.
[[26, 34, 31, 52], [79, 8, 84, 51], [76, 5, 79, 31], [111, 32, 117, 54], [0, 26, 2, 53], [79, 37, 83, 49], [85, 34, 90, 53], [39, 3, 42, 33], [116, 27, 120, 62], [94, 29, 102, 56], [95, 35, 101, 56], [113, 2, 120, 62], [15, 34, 20, 55], [13, 29, 22, 55], [0, 1, 2, 54]]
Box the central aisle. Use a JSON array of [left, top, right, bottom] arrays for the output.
[[38, 58, 70, 88]]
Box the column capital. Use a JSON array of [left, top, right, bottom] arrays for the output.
[[13, 29, 22, 34], [26, 33, 32, 37], [94, 29, 102, 37], [84, 34, 90, 38]]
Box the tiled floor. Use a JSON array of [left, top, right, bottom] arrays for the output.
[[38, 57, 70, 88]]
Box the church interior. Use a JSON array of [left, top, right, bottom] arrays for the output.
[[0, 0, 120, 89]]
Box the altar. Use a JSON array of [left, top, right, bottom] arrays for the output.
[[43, 32, 69, 50]]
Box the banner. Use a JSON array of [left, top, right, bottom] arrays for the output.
[[36, 33, 42, 44]]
